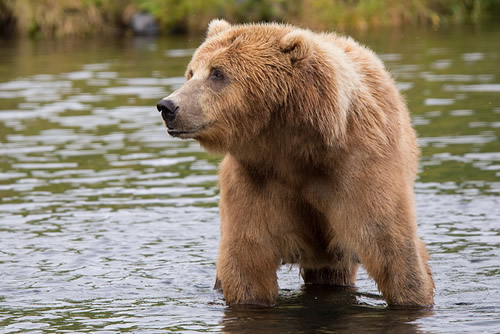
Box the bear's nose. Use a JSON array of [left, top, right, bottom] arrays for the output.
[[157, 99, 179, 124]]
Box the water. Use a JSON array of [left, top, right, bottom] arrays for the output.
[[0, 25, 499, 333]]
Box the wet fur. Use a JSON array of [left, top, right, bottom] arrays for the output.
[[163, 20, 434, 307]]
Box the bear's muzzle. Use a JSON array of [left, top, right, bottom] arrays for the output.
[[157, 98, 179, 128]]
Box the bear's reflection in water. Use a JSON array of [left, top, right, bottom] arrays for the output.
[[220, 285, 433, 333]]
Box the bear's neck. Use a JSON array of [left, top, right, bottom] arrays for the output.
[[228, 120, 341, 182]]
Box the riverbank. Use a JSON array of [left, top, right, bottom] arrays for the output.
[[1, 0, 499, 38]]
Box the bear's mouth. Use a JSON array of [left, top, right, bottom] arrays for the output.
[[167, 129, 195, 138], [166, 122, 213, 139]]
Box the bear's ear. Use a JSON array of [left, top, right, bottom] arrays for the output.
[[279, 30, 312, 63], [207, 19, 231, 38]]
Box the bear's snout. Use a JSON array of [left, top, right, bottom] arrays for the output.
[[157, 99, 179, 128]]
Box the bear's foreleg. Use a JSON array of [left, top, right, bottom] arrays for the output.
[[216, 155, 284, 306], [357, 226, 435, 307], [217, 236, 281, 306]]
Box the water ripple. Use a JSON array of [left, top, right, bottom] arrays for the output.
[[0, 29, 499, 333]]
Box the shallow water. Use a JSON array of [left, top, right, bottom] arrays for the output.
[[0, 25, 499, 333]]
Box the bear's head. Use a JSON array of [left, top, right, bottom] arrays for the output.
[[157, 19, 344, 153]]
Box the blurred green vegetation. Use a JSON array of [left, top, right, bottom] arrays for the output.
[[0, 0, 499, 37]]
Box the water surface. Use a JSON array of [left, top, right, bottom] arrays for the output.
[[0, 25, 499, 333]]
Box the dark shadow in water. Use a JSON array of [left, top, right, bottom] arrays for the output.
[[221, 285, 434, 334]]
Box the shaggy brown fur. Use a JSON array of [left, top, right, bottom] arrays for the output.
[[158, 19, 434, 307]]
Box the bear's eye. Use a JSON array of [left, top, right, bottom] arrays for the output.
[[187, 69, 194, 80], [210, 68, 225, 81]]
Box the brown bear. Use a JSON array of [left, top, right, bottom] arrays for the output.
[[157, 19, 434, 307]]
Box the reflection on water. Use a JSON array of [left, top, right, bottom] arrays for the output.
[[222, 286, 433, 334], [222, 286, 434, 333], [0, 25, 499, 333]]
